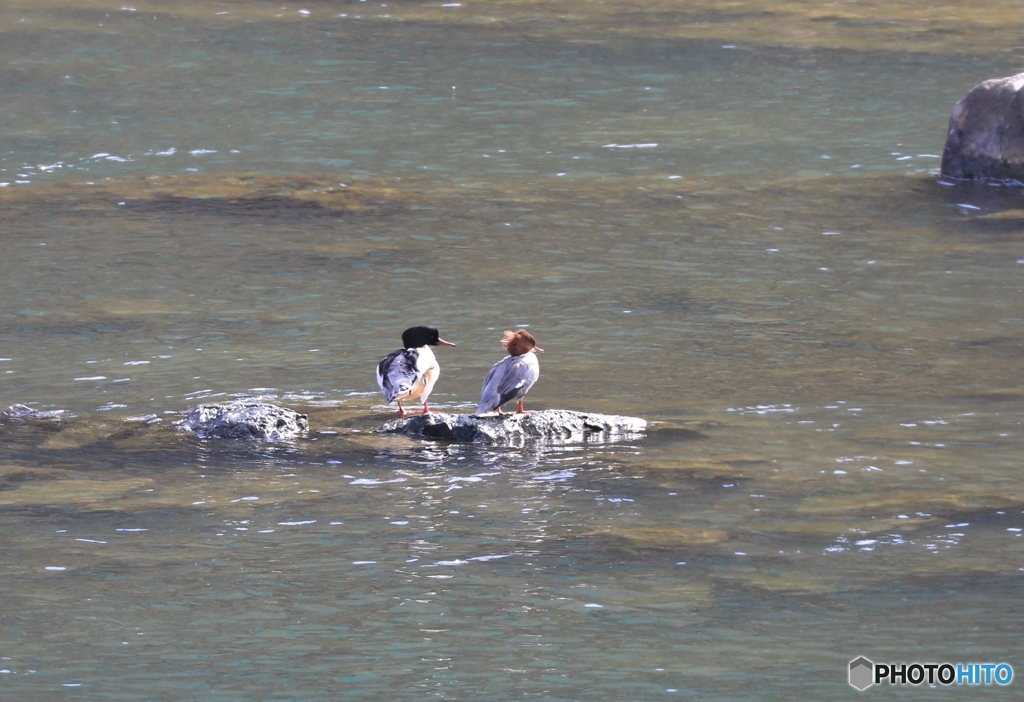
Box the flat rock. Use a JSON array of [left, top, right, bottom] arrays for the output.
[[3, 404, 66, 420], [378, 409, 647, 446], [176, 402, 309, 441]]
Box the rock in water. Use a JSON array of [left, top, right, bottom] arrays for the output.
[[378, 409, 647, 446], [941, 73, 1024, 181], [176, 402, 309, 441], [3, 404, 66, 420]]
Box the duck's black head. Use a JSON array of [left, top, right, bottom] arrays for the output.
[[401, 325, 455, 349]]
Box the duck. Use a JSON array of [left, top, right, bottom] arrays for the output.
[[475, 329, 543, 415], [376, 325, 455, 416]]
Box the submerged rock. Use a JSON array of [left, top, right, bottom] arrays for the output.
[[593, 525, 729, 549], [941, 73, 1024, 182], [0, 476, 155, 509], [176, 402, 309, 441], [378, 409, 647, 445]]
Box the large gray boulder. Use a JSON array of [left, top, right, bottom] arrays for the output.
[[941, 73, 1024, 181], [176, 402, 309, 441], [378, 409, 647, 446]]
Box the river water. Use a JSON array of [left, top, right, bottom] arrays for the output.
[[1, 1, 1022, 699]]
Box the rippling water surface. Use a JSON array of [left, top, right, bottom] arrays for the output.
[[1, 1, 1023, 699]]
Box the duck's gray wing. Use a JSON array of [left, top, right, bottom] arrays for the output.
[[476, 356, 537, 413], [377, 348, 420, 402]]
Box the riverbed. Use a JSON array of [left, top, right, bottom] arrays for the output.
[[0, 1, 1022, 699]]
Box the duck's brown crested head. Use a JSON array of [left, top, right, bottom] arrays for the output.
[[501, 329, 538, 356]]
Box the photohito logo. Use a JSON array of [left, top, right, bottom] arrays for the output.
[[849, 657, 1013, 690]]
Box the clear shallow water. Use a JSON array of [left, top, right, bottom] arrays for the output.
[[1, 1, 1023, 700]]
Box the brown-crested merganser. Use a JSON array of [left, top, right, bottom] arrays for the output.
[[475, 329, 543, 415], [376, 325, 455, 416]]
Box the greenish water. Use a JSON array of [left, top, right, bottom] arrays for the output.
[[0, 1, 1022, 699]]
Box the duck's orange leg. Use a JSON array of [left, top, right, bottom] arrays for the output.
[[515, 399, 529, 414], [397, 400, 406, 417]]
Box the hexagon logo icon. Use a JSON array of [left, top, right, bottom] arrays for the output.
[[849, 657, 874, 690]]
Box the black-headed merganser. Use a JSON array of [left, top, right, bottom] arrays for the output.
[[376, 325, 455, 416], [475, 329, 543, 415]]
